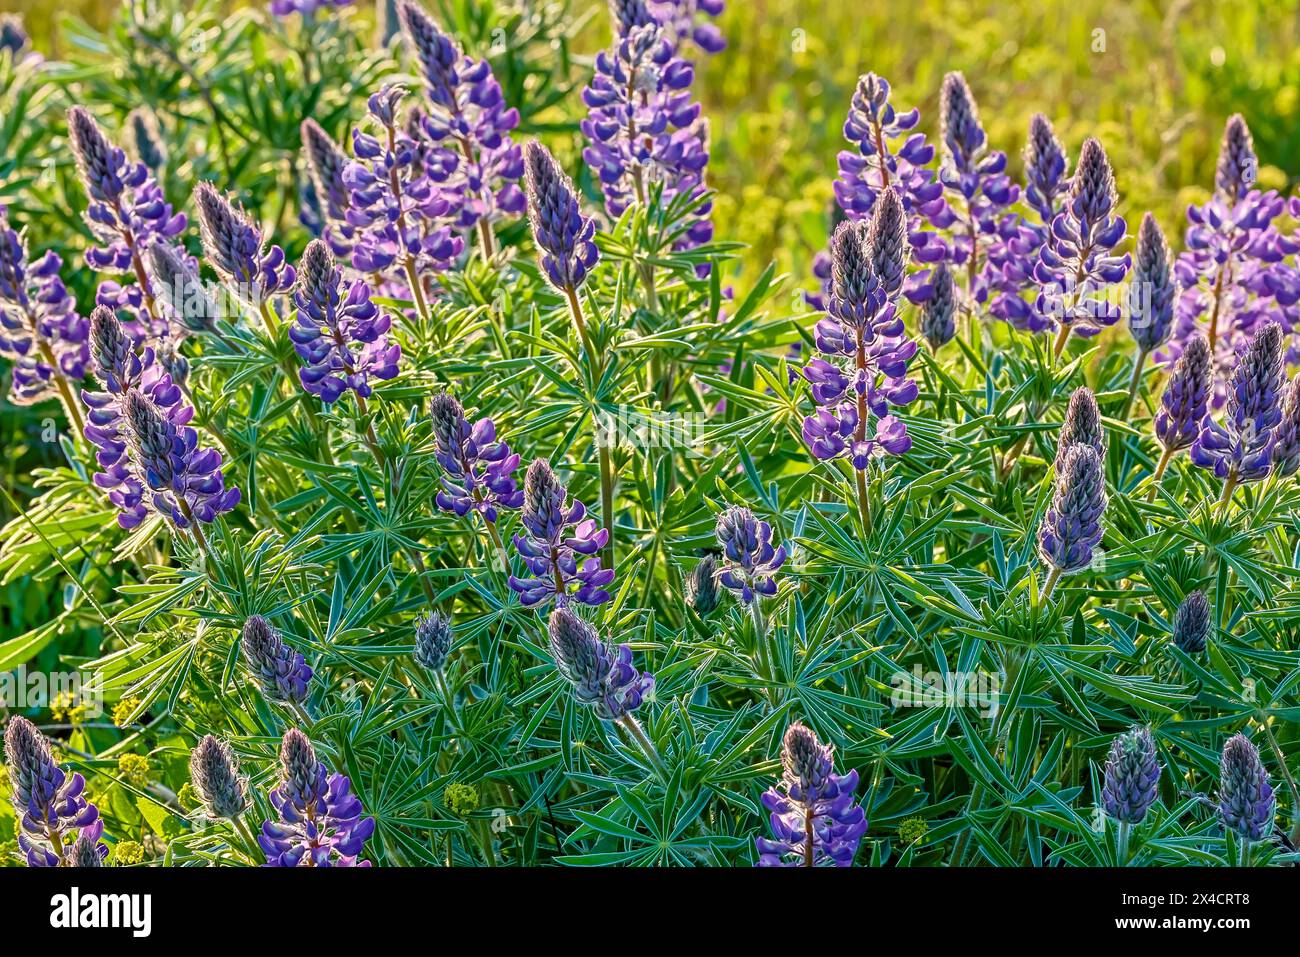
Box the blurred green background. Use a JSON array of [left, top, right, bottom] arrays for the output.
[[10, 0, 1300, 282]]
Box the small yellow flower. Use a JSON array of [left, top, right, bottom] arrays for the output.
[[117, 753, 152, 787], [51, 691, 88, 726], [444, 781, 480, 818], [899, 816, 929, 845], [112, 841, 145, 866], [177, 782, 201, 812], [112, 698, 142, 727]]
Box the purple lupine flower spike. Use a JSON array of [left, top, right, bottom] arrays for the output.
[[1056, 386, 1105, 464], [190, 735, 250, 819], [1191, 321, 1285, 487], [259, 728, 375, 867], [397, 0, 525, 247], [1155, 334, 1211, 455], [508, 459, 614, 607], [921, 262, 956, 350], [547, 607, 654, 719], [301, 119, 355, 257], [241, 615, 313, 705], [121, 388, 240, 528], [1128, 213, 1176, 354], [414, 610, 453, 673], [1219, 733, 1274, 843], [4, 717, 108, 867], [1271, 374, 1300, 478], [649, 0, 726, 55], [1216, 115, 1258, 203], [1, 14, 28, 55], [581, 12, 713, 263], [429, 392, 523, 521], [1037, 444, 1106, 577], [715, 505, 787, 604], [147, 241, 218, 335], [290, 240, 400, 404], [194, 181, 295, 308], [1023, 113, 1070, 226], [0, 208, 89, 412], [523, 141, 600, 293], [755, 721, 867, 867], [1171, 590, 1210, 654], [1101, 726, 1161, 824]]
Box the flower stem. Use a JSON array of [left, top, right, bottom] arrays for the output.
[[1218, 470, 1240, 512], [1145, 446, 1174, 502], [618, 713, 666, 779], [1051, 322, 1072, 361], [1042, 566, 1063, 601], [1121, 347, 1149, 422], [598, 444, 617, 574], [563, 286, 598, 363], [1116, 820, 1131, 866], [854, 466, 872, 537]]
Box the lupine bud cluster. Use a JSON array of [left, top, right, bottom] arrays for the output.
[[414, 610, 453, 673], [1218, 733, 1274, 843], [343, 85, 465, 278], [649, 0, 726, 56], [1128, 213, 1177, 354], [189, 735, 249, 819], [0, 13, 28, 55], [1037, 444, 1106, 576], [524, 141, 600, 293], [714, 505, 787, 604], [194, 181, 296, 308], [241, 615, 314, 704], [508, 460, 614, 607], [126, 108, 166, 174], [581, 12, 713, 262], [1191, 321, 1285, 485], [397, 1, 525, 236], [920, 261, 956, 350], [301, 119, 355, 257], [686, 554, 720, 614], [290, 240, 400, 403], [1101, 726, 1161, 825], [1171, 590, 1210, 654], [1056, 386, 1105, 464], [429, 392, 524, 521], [547, 607, 654, 720], [0, 208, 89, 407], [4, 717, 108, 867], [1272, 375, 1300, 478], [802, 191, 917, 468], [1155, 334, 1211, 455], [755, 721, 867, 867], [259, 728, 375, 867], [147, 241, 219, 335]]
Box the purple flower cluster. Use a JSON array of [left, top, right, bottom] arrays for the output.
[[81, 305, 194, 530], [1037, 444, 1106, 577], [524, 141, 600, 293], [1034, 137, 1130, 347], [1171, 590, 1210, 654], [290, 240, 400, 404], [343, 85, 465, 278], [397, 1, 525, 242], [189, 735, 249, 820], [547, 607, 654, 720], [1191, 321, 1285, 486], [301, 119, 356, 258], [1128, 213, 1177, 354], [0, 208, 89, 407], [260, 728, 375, 867], [1155, 334, 1211, 456], [1101, 726, 1161, 825], [648, 0, 725, 56], [194, 181, 296, 309], [581, 15, 713, 261], [429, 392, 524, 521], [714, 505, 787, 604], [802, 191, 917, 468], [4, 717, 108, 867], [67, 107, 187, 343], [270, 0, 352, 17], [241, 615, 313, 705], [508, 460, 614, 607], [1218, 733, 1274, 843], [1274, 374, 1300, 478], [755, 721, 866, 867]]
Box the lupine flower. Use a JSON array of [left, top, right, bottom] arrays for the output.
[[193, 181, 295, 308], [189, 735, 249, 819], [581, 14, 713, 262], [1271, 374, 1300, 478], [686, 554, 720, 614], [0, 13, 28, 55], [509, 459, 614, 607], [343, 85, 463, 279], [66, 827, 108, 867], [1171, 590, 1210, 654], [1155, 334, 1211, 455], [81, 305, 191, 530], [429, 391, 523, 521], [241, 615, 313, 704], [414, 610, 452, 673], [1034, 137, 1130, 346], [547, 606, 654, 720], [801, 191, 918, 468], [126, 108, 166, 175], [1216, 115, 1258, 202], [397, 0, 525, 240], [1128, 213, 1176, 354], [755, 721, 867, 867], [270, 0, 353, 16], [1191, 321, 1285, 485], [1037, 444, 1106, 576], [301, 119, 355, 257], [1101, 726, 1161, 824], [1023, 113, 1070, 225], [147, 241, 218, 335], [523, 141, 600, 294], [4, 717, 107, 867], [1218, 733, 1274, 842], [715, 505, 787, 604], [121, 388, 240, 528], [290, 240, 400, 404], [648, 0, 726, 55], [0, 209, 89, 408], [259, 728, 375, 867], [920, 261, 956, 350], [1056, 386, 1105, 464]]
